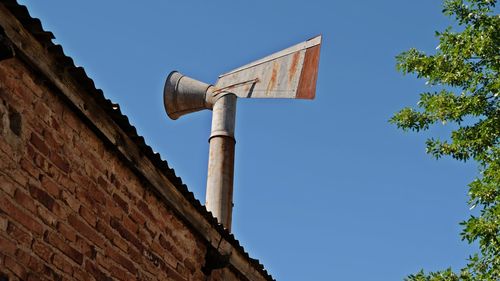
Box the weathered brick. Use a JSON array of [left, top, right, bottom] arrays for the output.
[[94, 204, 110, 223], [95, 252, 111, 270], [50, 152, 70, 173], [32, 240, 53, 263], [158, 234, 173, 251], [58, 175, 76, 194], [42, 264, 63, 281], [15, 248, 33, 268], [183, 257, 196, 274], [170, 244, 184, 262], [50, 116, 61, 132], [151, 241, 176, 269], [62, 109, 81, 133], [163, 262, 187, 281], [44, 162, 58, 180], [109, 264, 134, 281], [28, 115, 45, 136], [42, 130, 62, 152], [88, 186, 106, 205], [169, 217, 184, 234], [137, 227, 153, 245], [52, 253, 74, 275], [20, 157, 40, 179], [33, 102, 51, 124], [87, 153, 105, 174], [29, 132, 49, 157], [40, 175, 61, 198], [13, 188, 36, 214], [125, 182, 144, 202], [79, 205, 96, 227], [26, 272, 42, 281], [6, 168, 28, 188], [105, 246, 137, 275], [96, 176, 110, 194], [176, 262, 188, 277], [110, 217, 143, 252], [0, 194, 43, 235], [26, 142, 37, 160], [72, 267, 92, 281], [0, 216, 7, 231], [143, 221, 157, 240], [68, 213, 105, 248], [75, 236, 97, 259], [75, 187, 99, 210], [97, 219, 127, 252], [27, 254, 45, 274], [85, 261, 112, 281], [4, 255, 27, 279], [142, 256, 160, 276], [137, 200, 155, 222], [57, 222, 77, 242], [105, 197, 124, 219], [50, 200, 65, 218], [32, 150, 48, 170], [151, 248, 168, 267], [129, 208, 146, 226], [126, 246, 142, 266], [44, 231, 83, 265], [112, 193, 128, 213], [83, 163, 98, 184], [6, 221, 32, 245], [70, 172, 92, 192], [96, 219, 113, 240], [0, 175, 17, 197], [61, 190, 80, 213], [122, 215, 138, 234], [36, 205, 58, 227], [21, 71, 44, 98], [0, 234, 17, 255], [0, 254, 5, 275], [111, 234, 129, 253], [29, 184, 55, 211]]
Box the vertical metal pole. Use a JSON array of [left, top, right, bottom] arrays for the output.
[[205, 93, 237, 231]]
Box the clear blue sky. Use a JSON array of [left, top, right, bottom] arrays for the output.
[[20, 1, 480, 280]]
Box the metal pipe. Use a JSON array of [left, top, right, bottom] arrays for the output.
[[205, 93, 237, 230]]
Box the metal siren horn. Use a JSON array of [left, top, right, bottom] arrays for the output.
[[163, 71, 215, 120], [163, 35, 322, 231]]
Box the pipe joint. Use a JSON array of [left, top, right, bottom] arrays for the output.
[[209, 131, 236, 142]]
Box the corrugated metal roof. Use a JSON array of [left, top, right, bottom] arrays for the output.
[[1, 1, 274, 280]]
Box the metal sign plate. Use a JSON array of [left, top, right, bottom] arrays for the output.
[[214, 35, 321, 99]]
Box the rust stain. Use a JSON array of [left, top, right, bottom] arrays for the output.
[[213, 78, 259, 95], [266, 61, 279, 96], [288, 51, 300, 83], [296, 45, 320, 99]]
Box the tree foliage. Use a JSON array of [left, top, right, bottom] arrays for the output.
[[390, 0, 499, 280]]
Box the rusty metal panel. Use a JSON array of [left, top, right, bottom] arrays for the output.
[[214, 35, 321, 99], [296, 44, 321, 99]]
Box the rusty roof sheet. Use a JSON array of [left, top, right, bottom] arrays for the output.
[[1, 1, 274, 280]]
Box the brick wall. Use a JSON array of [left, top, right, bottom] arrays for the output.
[[0, 57, 240, 281]]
